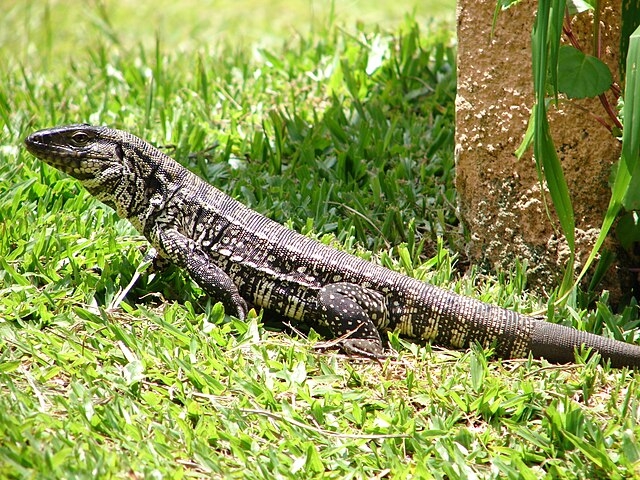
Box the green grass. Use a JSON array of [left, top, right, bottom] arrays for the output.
[[2, 1, 640, 478]]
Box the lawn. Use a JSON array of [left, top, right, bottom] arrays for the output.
[[2, 1, 640, 478]]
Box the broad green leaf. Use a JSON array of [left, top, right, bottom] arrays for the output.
[[557, 45, 613, 99]]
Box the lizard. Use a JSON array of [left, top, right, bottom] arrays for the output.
[[23, 124, 640, 368]]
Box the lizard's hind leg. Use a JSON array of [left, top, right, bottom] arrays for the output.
[[318, 282, 389, 358]]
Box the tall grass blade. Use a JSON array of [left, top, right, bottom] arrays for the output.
[[622, 28, 640, 203], [548, 0, 566, 102], [532, 0, 575, 295], [620, 0, 640, 79]]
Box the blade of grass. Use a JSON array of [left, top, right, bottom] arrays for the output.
[[532, 0, 575, 296], [622, 25, 640, 199], [620, 0, 640, 79]]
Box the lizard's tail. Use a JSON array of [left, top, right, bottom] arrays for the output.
[[425, 285, 640, 368], [529, 321, 640, 368]]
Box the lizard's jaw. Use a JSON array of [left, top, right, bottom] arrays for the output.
[[25, 134, 89, 176], [24, 126, 111, 181]]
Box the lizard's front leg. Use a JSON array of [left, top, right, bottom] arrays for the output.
[[318, 282, 388, 358], [157, 228, 248, 319]]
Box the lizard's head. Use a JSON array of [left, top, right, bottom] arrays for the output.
[[24, 124, 125, 183], [24, 124, 160, 216]]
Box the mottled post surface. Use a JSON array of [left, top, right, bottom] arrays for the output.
[[455, 0, 627, 297]]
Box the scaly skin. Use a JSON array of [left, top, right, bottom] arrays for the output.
[[24, 124, 640, 367]]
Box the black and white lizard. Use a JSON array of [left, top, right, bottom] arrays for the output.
[[23, 124, 640, 368]]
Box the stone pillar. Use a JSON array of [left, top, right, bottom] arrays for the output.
[[455, 0, 626, 297]]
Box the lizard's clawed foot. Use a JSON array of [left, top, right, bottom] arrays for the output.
[[339, 338, 390, 359]]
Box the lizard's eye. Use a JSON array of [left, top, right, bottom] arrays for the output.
[[70, 131, 91, 147]]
